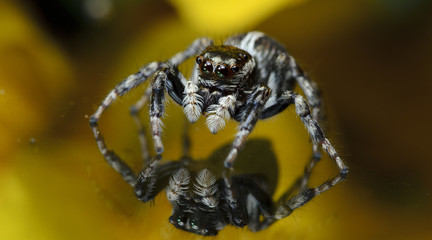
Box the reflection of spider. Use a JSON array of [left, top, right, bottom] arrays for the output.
[[106, 127, 343, 236], [89, 31, 347, 196]]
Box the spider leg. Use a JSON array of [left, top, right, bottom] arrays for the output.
[[165, 37, 214, 104], [246, 197, 274, 232], [287, 56, 323, 121], [259, 89, 347, 175], [287, 91, 348, 173], [149, 37, 213, 152], [89, 61, 165, 186], [130, 87, 152, 165], [271, 90, 348, 219], [221, 85, 271, 227], [149, 69, 168, 154], [274, 154, 345, 220], [298, 150, 321, 192], [222, 171, 249, 228], [224, 85, 272, 169], [251, 151, 329, 230], [242, 179, 275, 232], [148, 66, 197, 154], [134, 155, 164, 202], [271, 152, 320, 220], [101, 151, 138, 187]]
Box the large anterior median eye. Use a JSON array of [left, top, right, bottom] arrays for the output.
[[201, 60, 213, 75], [215, 64, 229, 78]]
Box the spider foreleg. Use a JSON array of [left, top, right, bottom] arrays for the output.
[[134, 155, 161, 202], [149, 69, 169, 154], [224, 85, 271, 169]]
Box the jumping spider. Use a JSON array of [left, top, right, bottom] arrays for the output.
[[90, 31, 347, 176], [89, 32, 348, 222], [105, 131, 340, 236]]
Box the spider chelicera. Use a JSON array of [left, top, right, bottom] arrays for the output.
[[89, 32, 348, 229]]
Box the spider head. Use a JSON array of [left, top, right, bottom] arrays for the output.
[[196, 45, 255, 89], [167, 169, 226, 236]]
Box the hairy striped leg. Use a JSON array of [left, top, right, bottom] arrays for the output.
[[245, 152, 323, 232], [251, 149, 343, 230], [150, 37, 213, 153], [269, 152, 322, 223], [272, 91, 348, 219], [273, 158, 346, 221], [149, 69, 167, 154], [134, 155, 162, 202], [286, 55, 323, 122], [261, 90, 348, 177], [224, 85, 272, 169], [288, 91, 348, 173], [221, 85, 271, 227], [89, 61, 164, 186]]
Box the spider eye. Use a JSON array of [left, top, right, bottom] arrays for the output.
[[196, 56, 202, 64], [176, 216, 186, 226], [190, 219, 199, 230], [201, 60, 213, 75], [231, 65, 239, 73], [238, 53, 248, 61], [215, 64, 229, 78]]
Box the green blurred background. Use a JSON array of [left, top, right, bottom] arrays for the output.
[[1, 0, 431, 239]]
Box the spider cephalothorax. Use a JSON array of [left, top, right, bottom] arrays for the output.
[[183, 45, 257, 131]]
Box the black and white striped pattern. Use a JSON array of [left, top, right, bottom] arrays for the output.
[[89, 33, 348, 230]]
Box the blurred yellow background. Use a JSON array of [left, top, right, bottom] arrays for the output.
[[1, 0, 431, 239]]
